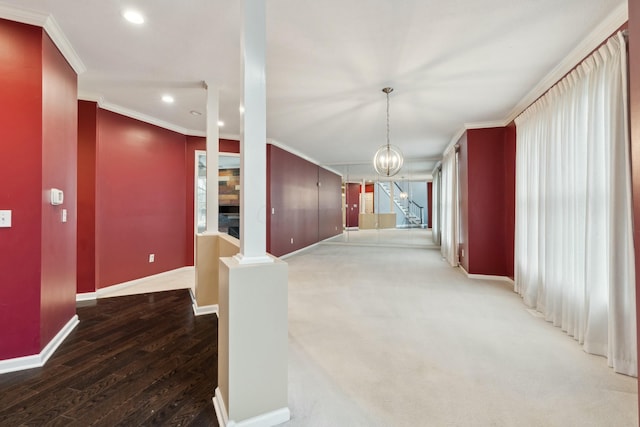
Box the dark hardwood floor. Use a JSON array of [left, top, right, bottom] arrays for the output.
[[0, 290, 219, 426]]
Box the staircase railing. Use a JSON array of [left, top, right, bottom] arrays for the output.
[[393, 182, 424, 225]]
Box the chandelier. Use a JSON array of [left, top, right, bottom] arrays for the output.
[[373, 87, 403, 177]]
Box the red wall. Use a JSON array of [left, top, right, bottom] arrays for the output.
[[40, 32, 78, 347], [95, 110, 186, 288], [458, 127, 515, 277], [627, 0, 640, 411], [318, 167, 343, 240], [458, 133, 469, 271], [0, 20, 77, 359], [503, 123, 516, 279], [77, 101, 98, 293], [267, 144, 341, 256], [220, 139, 240, 154], [0, 19, 43, 359]]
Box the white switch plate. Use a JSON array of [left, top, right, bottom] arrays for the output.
[[149, 254, 155, 263], [0, 210, 11, 228], [62, 209, 67, 223]]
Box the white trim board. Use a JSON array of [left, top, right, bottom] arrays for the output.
[[459, 265, 514, 284], [76, 292, 97, 302], [0, 314, 79, 374], [189, 288, 219, 316], [213, 388, 290, 427], [95, 266, 195, 298], [0, 3, 86, 74]]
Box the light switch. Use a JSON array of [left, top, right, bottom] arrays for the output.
[[62, 209, 67, 223], [0, 210, 12, 228]]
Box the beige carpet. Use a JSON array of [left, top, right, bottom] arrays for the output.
[[96, 232, 638, 426], [285, 242, 638, 427]]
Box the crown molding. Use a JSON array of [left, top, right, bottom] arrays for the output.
[[43, 15, 86, 74], [443, 127, 465, 156], [0, 2, 47, 27], [504, 2, 627, 124], [220, 133, 241, 141], [98, 100, 205, 137], [440, 3, 628, 159], [267, 138, 338, 172], [464, 120, 508, 130], [0, 3, 86, 74]]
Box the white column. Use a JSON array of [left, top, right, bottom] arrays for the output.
[[360, 180, 366, 214], [234, 0, 272, 264], [205, 84, 220, 233]]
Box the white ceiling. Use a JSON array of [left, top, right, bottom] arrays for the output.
[[0, 0, 628, 180]]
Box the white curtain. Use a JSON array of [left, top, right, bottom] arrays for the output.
[[440, 147, 458, 267], [432, 167, 441, 245], [515, 32, 636, 376]]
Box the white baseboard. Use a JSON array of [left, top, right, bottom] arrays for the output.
[[95, 266, 195, 297], [279, 243, 319, 259], [76, 292, 97, 302], [192, 303, 219, 317], [213, 388, 230, 427], [0, 314, 79, 374], [189, 288, 219, 316], [459, 266, 514, 284], [213, 387, 290, 427]]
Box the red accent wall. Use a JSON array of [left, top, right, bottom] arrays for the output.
[[0, 20, 77, 359], [458, 132, 469, 272], [318, 167, 343, 240], [627, 0, 640, 412], [267, 144, 341, 256], [345, 183, 360, 228], [427, 182, 433, 229], [40, 32, 78, 348], [503, 123, 516, 279], [220, 138, 240, 154], [77, 101, 98, 293], [95, 110, 186, 289], [0, 19, 43, 359], [458, 127, 515, 277]]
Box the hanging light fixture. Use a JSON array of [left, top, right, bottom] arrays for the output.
[[373, 87, 403, 177]]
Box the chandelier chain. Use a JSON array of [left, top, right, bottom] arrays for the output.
[[386, 90, 390, 148]]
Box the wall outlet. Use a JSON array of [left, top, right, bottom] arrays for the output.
[[0, 210, 11, 228], [149, 254, 155, 263]]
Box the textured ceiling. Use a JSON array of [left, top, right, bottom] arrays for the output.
[[0, 0, 628, 179]]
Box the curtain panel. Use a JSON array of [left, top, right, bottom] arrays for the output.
[[432, 167, 441, 245], [515, 32, 636, 376], [440, 147, 458, 267]]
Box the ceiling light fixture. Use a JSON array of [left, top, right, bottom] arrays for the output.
[[218, 120, 225, 127], [239, 105, 245, 114], [122, 9, 145, 25], [373, 87, 403, 177], [162, 94, 174, 104]]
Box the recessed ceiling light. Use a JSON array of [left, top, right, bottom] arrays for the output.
[[239, 105, 245, 114], [190, 110, 202, 116], [162, 95, 174, 104], [218, 121, 225, 127], [122, 9, 145, 25]]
